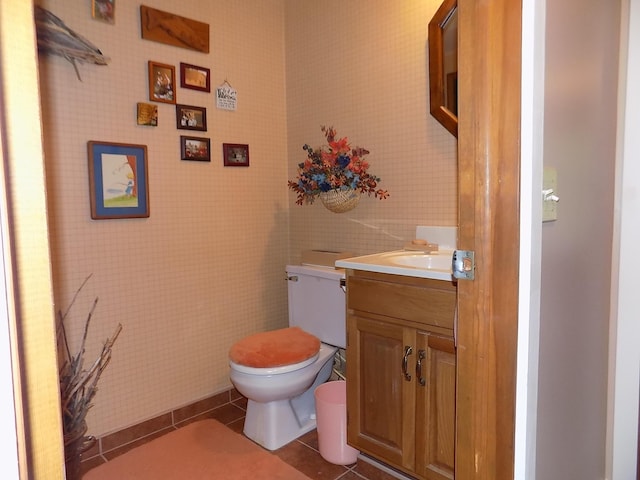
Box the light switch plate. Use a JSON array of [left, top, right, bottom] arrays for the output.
[[543, 166, 558, 222]]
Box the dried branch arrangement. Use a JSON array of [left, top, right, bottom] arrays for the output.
[[34, 6, 110, 81], [57, 274, 122, 477]]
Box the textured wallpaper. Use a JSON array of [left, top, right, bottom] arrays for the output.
[[38, 0, 456, 437]]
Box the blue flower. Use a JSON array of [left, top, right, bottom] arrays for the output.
[[350, 174, 360, 189], [312, 173, 326, 183], [319, 182, 332, 192], [337, 155, 351, 168]]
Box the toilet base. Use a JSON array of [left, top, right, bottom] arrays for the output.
[[242, 356, 334, 450]]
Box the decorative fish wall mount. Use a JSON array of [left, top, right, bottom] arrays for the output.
[[34, 6, 110, 81]]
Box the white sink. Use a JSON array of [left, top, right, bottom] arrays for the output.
[[335, 250, 454, 281], [376, 250, 453, 271]]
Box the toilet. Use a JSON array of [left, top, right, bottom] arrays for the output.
[[228, 264, 346, 451]]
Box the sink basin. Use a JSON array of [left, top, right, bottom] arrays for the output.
[[335, 250, 454, 281], [376, 251, 453, 271]]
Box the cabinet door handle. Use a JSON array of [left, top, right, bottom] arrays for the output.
[[402, 346, 413, 381], [416, 349, 426, 386]]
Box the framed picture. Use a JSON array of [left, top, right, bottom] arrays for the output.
[[180, 63, 210, 92], [175, 104, 207, 131], [87, 141, 150, 219], [223, 143, 249, 167], [181, 136, 211, 162], [148, 61, 176, 104], [92, 0, 115, 24], [137, 102, 158, 126]]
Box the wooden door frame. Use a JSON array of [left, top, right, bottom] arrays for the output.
[[456, 0, 522, 478]]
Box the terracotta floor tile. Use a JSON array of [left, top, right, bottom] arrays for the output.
[[231, 395, 248, 410], [207, 402, 246, 425], [229, 388, 244, 402], [172, 391, 229, 424], [274, 440, 350, 480], [298, 429, 320, 450], [100, 412, 172, 452], [226, 417, 245, 434], [102, 427, 174, 460], [79, 454, 105, 477], [338, 472, 368, 480], [351, 459, 404, 480]]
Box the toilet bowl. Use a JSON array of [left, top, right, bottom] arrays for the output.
[[228, 264, 346, 451], [229, 342, 337, 450]]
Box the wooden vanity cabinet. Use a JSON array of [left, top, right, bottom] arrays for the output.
[[345, 270, 456, 480]]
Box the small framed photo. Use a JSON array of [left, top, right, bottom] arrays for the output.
[[92, 0, 115, 24], [180, 63, 210, 92], [137, 102, 158, 126], [87, 141, 150, 219], [181, 136, 211, 162], [223, 144, 250, 167], [148, 61, 176, 104], [175, 104, 207, 131]]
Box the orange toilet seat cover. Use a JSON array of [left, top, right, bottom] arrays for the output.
[[229, 326, 321, 368]]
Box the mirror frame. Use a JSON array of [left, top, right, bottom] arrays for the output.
[[428, 0, 458, 137]]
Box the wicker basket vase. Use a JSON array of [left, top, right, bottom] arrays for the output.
[[319, 189, 360, 213]]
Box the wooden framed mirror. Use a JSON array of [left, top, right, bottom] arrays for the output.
[[428, 0, 458, 137]]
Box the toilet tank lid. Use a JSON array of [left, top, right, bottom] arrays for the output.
[[286, 264, 345, 280]]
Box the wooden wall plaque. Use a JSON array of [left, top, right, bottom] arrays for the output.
[[140, 5, 209, 53]]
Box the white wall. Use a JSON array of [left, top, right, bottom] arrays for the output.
[[515, 0, 546, 475], [535, 0, 621, 478]]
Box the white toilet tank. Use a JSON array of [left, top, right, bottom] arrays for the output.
[[286, 264, 346, 349]]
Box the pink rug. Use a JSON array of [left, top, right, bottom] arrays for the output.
[[83, 419, 312, 479]]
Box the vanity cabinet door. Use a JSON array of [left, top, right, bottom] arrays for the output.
[[345, 270, 457, 479], [346, 314, 417, 472], [416, 333, 456, 480]]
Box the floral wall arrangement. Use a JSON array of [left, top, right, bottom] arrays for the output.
[[288, 126, 389, 213]]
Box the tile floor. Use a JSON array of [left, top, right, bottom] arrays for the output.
[[81, 395, 405, 480]]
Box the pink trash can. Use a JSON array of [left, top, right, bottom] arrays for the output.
[[314, 380, 360, 465]]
